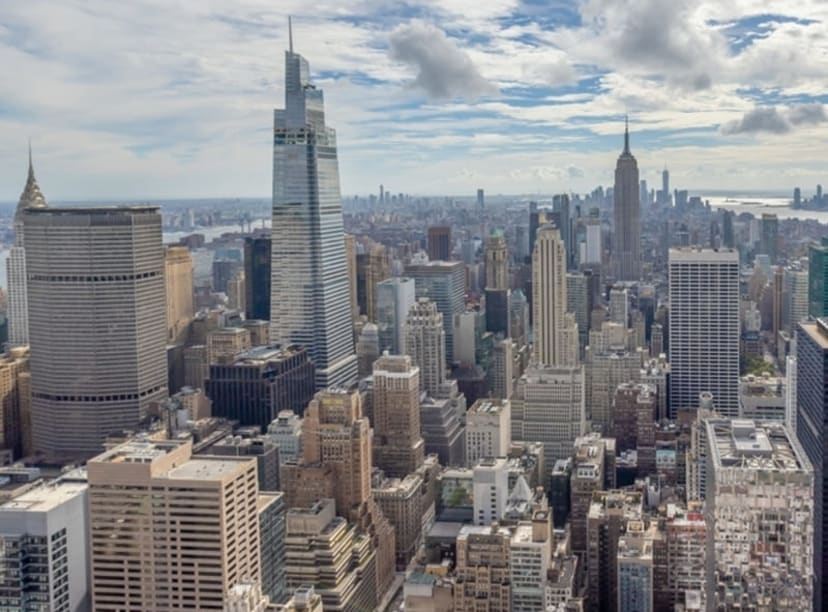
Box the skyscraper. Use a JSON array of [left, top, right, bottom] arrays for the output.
[[613, 118, 641, 281], [809, 238, 828, 319], [356, 243, 390, 321], [7, 147, 48, 347], [25, 206, 167, 461], [485, 232, 508, 290], [405, 260, 465, 363], [244, 235, 271, 322], [165, 245, 194, 344], [372, 354, 425, 477], [405, 298, 446, 397], [760, 213, 779, 264], [797, 319, 828, 610], [427, 226, 452, 261], [376, 277, 416, 354], [532, 224, 576, 367], [270, 27, 357, 389], [668, 248, 740, 416]]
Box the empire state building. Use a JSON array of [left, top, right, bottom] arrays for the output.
[[613, 118, 641, 281]]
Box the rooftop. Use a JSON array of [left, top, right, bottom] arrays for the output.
[[707, 419, 808, 472], [166, 457, 252, 481], [468, 398, 509, 415], [0, 480, 87, 513], [94, 439, 183, 465]]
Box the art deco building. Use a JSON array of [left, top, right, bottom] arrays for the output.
[[371, 354, 425, 477], [613, 118, 641, 281], [356, 243, 390, 321], [87, 439, 262, 611], [25, 206, 167, 461], [7, 147, 48, 347], [405, 298, 446, 396], [164, 245, 194, 344], [454, 524, 512, 612], [270, 32, 357, 389], [485, 232, 508, 290]]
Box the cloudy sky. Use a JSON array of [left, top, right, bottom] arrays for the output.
[[1, 0, 827, 201]]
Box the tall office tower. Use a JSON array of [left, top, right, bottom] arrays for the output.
[[661, 167, 670, 205], [8, 148, 48, 346], [227, 268, 246, 311], [707, 420, 813, 609], [0, 475, 89, 611], [569, 433, 616, 555], [512, 365, 586, 476], [427, 226, 452, 261], [567, 272, 590, 352], [88, 440, 262, 611], [376, 277, 416, 354], [797, 319, 828, 609], [552, 194, 573, 267], [511, 289, 529, 347], [528, 201, 540, 257], [372, 354, 425, 477], [405, 298, 446, 396], [344, 234, 358, 319], [639, 179, 648, 208], [372, 473, 424, 569], [586, 489, 643, 610], [794, 186, 802, 206], [609, 284, 629, 326], [244, 236, 272, 322], [405, 260, 465, 362], [613, 119, 641, 281], [420, 392, 466, 466], [485, 287, 511, 338], [465, 398, 511, 466], [206, 345, 315, 426], [809, 238, 828, 318], [356, 243, 390, 321], [0, 347, 29, 458], [213, 258, 240, 294], [183, 344, 209, 389], [783, 266, 809, 333], [532, 224, 577, 367], [355, 323, 379, 377], [454, 524, 512, 612], [613, 382, 654, 453], [270, 33, 357, 390], [25, 206, 167, 461], [489, 338, 514, 400], [486, 232, 508, 290], [669, 248, 740, 416], [760, 213, 779, 264], [477, 188, 485, 211], [584, 218, 602, 264], [164, 246, 194, 343], [267, 410, 303, 461], [721, 210, 735, 248]]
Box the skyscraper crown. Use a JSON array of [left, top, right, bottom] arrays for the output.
[[17, 143, 48, 219]]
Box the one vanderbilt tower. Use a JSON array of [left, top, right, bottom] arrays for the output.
[[613, 117, 641, 281], [270, 19, 357, 389]]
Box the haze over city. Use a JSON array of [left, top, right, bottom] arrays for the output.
[[1, 0, 828, 200]]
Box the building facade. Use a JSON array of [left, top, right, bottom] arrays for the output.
[[613, 120, 641, 281]]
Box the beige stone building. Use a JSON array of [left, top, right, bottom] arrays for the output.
[[165, 245, 194, 343], [88, 439, 262, 611], [454, 524, 512, 611]]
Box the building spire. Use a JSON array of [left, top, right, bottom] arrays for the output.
[[288, 16, 293, 53], [624, 114, 630, 154], [28, 138, 33, 178]]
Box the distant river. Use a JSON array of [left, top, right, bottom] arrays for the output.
[[704, 195, 828, 224]]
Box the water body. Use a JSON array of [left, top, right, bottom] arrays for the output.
[[704, 195, 828, 224]]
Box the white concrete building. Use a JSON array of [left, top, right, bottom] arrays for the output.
[[511, 511, 553, 612], [473, 457, 508, 526], [466, 399, 511, 467], [267, 410, 304, 463]]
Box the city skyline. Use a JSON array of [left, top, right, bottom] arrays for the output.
[[1, 1, 827, 200]]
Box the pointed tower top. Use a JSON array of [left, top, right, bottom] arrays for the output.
[[288, 16, 293, 53], [623, 114, 630, 154], [17, 142, 48, 217]]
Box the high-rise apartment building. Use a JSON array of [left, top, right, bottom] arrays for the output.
[[270, 34, 357, 389], [809, 238, 828, 319], [371, 354, 425, 477], [613, 119, 641, 281], [669, 248, 740, 416], [7, 148, 48, 347], [707, 420, 813, 609], [244, 235, 272, 322], [87, 439, 262, 611], [405, 259, 465, 363], [405, 298, 446, 396], [427, 226, 452, 261], [797, 318, 828, 610], [0, 476, 89, 612], [376, 277, 416, 354], [205, 344, 316, 426], [164, 246, 194, 344], [25, 206, 167, 461], [532, 224, 577, 367]]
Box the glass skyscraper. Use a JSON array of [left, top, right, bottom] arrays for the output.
[[270, 31, 357, 389]]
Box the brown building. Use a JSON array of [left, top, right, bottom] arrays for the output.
[[427, 226, 452, 261], [87, 439, 262, 611], [454, 524, 512, 611], [570, 434, 616, 556], [165, 245, 194, 343], [344, 234, 358, 320], [0, 346, 29, 459], [613, 383, 657, 477], [373, 472, 424, 569], [356, 243, 390, 321], [372, 354, 425, 477]]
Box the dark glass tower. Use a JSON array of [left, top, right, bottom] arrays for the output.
[[244, 236, 271, 321]]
